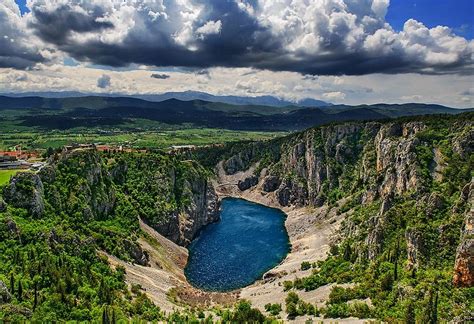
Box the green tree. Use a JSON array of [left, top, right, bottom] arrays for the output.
[[404, 301, 415, 324]]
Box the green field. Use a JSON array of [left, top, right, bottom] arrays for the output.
[[0, 169, 24, 186], [0, 128, 286, 151]]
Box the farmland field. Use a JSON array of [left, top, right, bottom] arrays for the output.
[[0, 169, 25, 186], [0, 128, 286, 151]]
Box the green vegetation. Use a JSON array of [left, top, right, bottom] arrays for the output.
[[264, 303, 282, 316], [285, 292, 319, 318], [1, 112, 472, 321], [0, 150, 276, 321], [277, 114, 474, 322]]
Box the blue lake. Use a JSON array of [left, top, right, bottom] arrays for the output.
[[185, 197, 290, 291]]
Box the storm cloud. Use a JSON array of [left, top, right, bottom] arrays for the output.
[[0, 0, 45, 69], [4, 0, 474, 75], [151, 73, 171, 79]]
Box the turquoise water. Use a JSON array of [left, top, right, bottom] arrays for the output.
[[185, 197, 290, 291]]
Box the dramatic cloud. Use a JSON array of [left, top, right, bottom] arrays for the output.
[[151, 73, 171, 79], [7, 0, 469, 75], [97, 74, 111, 88], [1, 66, 472, 107], [0, 0, 45, 69]]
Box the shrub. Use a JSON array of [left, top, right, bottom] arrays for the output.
[[301, 261, 312, 271]]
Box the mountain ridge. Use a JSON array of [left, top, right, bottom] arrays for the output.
[[0, 90, 331, 108], [0, 95, 471, 132]]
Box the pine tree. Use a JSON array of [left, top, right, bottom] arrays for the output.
[[405, 301, 415, 324], [9, 273, 14, 293], [394, 237, 400, 281], [33, 281, 38, 310], [17, 279, 23, 302], [102, 306, 109, 324], [343, 243, 352, 261], [432, 290, 439, 324], [423, 289, 434, 324]]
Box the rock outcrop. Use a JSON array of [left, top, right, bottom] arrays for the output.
[[0, 280, 12, 304], [178, 178, 220, 246], [238, 176, 258, 191], [3, 172, 44, 217], [0, 197, 6, 212], [123, 239, 150, 266], [223, 120, 425, 209], [453, 179, 474, 287], [405, 228, 425, 270]]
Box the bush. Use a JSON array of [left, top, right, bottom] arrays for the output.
[[349, 302, 372, 318], [264, 303, 282, 316], [301, 261, 312, 271], [324, 303, 350, 318]]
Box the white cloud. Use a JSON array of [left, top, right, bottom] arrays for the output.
[[2, 0, 467, 75], [1, 66, 473, 108], [196, 20, 222, 36], [323, 91, 346, 101]]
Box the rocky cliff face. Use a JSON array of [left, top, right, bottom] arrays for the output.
[[3, 151, 220, 249], [225, 120, 429, 208], [222, 115, 473, 284], [152, 169, 220, 246], [3, 172, 44, 217], [453, 179, 474, 287]]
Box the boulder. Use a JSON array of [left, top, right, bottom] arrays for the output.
[[262, 176, 281, 192], [238, 176, 258, 191]]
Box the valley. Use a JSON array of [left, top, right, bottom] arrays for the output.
[[2, 0, 473, 322], [1, 112, 472, 322]]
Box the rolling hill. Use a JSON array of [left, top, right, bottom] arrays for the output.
[[0, 95, 471, 132]]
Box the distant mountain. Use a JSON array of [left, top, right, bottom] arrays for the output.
[[0, 95, 471, 132], [1, 91, 331, 108]]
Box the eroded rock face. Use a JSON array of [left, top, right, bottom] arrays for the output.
[[0, 280, 12, 304], [453, 127, 474, 159], [366, 215, 384, 260], [276, 180, 308, 207], [453, 180, 474, 287], [3, 172, 44, 217], [405, 228, 425, 270], [262, 175, 281, 192], [222, 121, 430, 211], [178, 179, 220, 246], [123, 239, 149, 266], [0, 197, 6, 212]]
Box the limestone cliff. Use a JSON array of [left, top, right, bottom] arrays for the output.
[[453, 179, 474, 287], [3, 150, 220, 250], [221, 114, 474, 286]]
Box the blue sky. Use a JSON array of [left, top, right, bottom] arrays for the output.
[[386, 0, 474, 39]]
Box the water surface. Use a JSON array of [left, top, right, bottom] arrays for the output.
[[185, 197, 290, 291]]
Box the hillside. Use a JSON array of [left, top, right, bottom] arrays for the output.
[[0, 95, 470, 132], [0, 113, 472, 322], [210, 113, 474, 321]]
